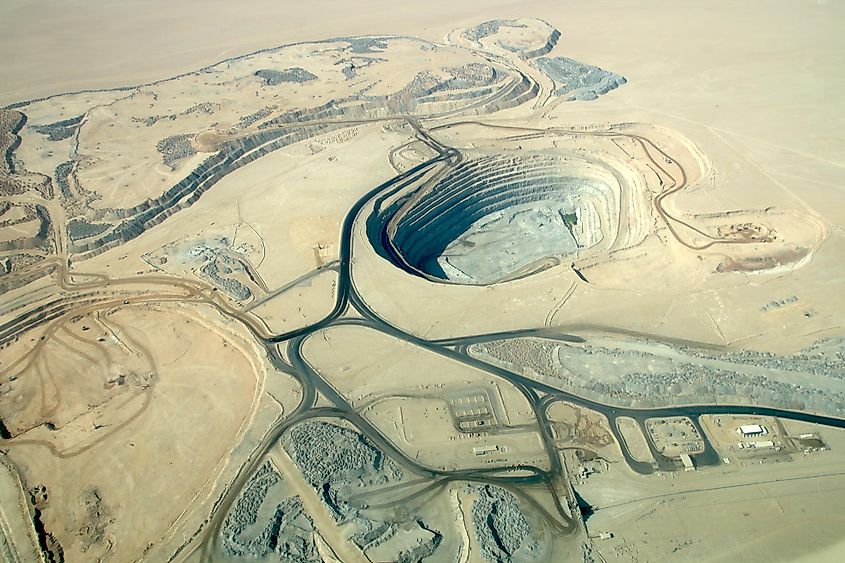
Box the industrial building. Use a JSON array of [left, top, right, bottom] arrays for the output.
[[737, 424, 767, 437], [736, 440, 777, 450]]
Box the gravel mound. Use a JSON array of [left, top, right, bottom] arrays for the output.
[[283, 421, 405, 547], [470, 485, 535, 562], [283, 421, 446, 559], [284, 421, 404, 497], [32, 115, 83, 142], [156, 134, 195, 167], [222, 462, 320, 562], [475, 338, 845, 415], [463, 20, 526, 42], [200, 255, 251, 301], [230, 107, 275, 131], [67, 219, 109, 241], [535, 57, 626, 101], [340, 37, 389, 54], [255, 68, 317, 85], [54, 161, 74, 198]]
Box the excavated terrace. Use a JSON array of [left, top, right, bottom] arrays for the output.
[[387, 154, 619, 284]]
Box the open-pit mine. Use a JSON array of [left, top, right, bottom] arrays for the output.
[[2, 3, 845, 562]]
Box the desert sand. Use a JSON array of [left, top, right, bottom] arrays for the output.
[[1, 1, 844, 562]]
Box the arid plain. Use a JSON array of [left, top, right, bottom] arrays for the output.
[[1, 1, 845, 562]]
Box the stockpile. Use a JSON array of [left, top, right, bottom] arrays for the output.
[[222, 462, 320, 562], [535, 57, 626, 101], [470, 484, 538, 562]]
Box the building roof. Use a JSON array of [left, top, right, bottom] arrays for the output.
[[738, 424, 765, 434]]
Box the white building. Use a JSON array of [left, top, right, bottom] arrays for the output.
[[737, 424, 766, 437], [472, 445, 499, 456], [751, 440, 775, 449]]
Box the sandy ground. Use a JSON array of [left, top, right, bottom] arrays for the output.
[[3, 303, 266, 561], [581, 420, 845, 562], [301, 324, 548, 472], [616, 418, 655, 464], [266, 445, 368, 563], [2, 1, 844, 561], [3, 0, 842, 170], [0, 0, 521, 104], [0, 456, 42, 562]]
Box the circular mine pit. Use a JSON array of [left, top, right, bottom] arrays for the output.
[[384, 154, 618, 285]]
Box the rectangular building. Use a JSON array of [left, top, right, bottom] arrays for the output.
[[752, 440, 775, 449], [737, 424, 766, 437]]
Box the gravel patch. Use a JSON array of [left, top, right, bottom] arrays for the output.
[[255, 68, 317, 86], [535, 57, 626, 101], [222, 462, 320, 561], [156, 134, 196, 167], [470, 484, 536, 562], [32, 115, 83, 142]]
